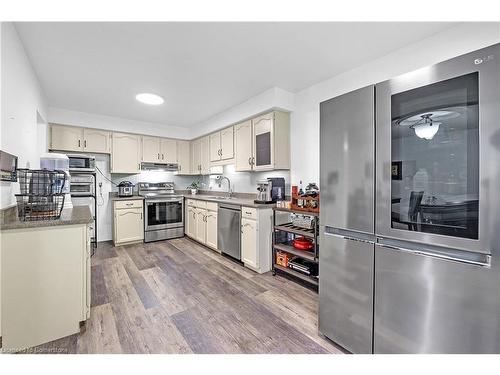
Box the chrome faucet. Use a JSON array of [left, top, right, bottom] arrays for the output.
[[216, 175, 232, 197]]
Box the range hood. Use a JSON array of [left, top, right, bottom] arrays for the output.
[[140, 162, 179, 171]]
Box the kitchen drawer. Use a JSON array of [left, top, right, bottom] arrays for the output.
[[186, 199, 196, 207], [242, 207, 257, 220], [115, 200, 143, 210], [194, 200, 207, 209], [206, 202, 218, 212]]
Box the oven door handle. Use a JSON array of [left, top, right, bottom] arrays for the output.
[[146, 199, 183, 204]]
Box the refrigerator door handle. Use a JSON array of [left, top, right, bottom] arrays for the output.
[[375, 238, 491, 268], [324, 226, 376, 244]]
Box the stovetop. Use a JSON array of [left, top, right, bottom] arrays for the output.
[[138, 182, 181, 198]]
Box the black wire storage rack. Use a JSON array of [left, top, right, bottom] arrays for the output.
[[272, 207, 319, 290], [15, 169, 67, 221], [70, 171, 98, 254]]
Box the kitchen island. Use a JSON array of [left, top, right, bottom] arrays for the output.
[[1, 206, 93, 352]]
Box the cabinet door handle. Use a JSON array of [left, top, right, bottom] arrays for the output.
[[158, 153, 160, 159], [162, 154, 164, 160], [84, 140, 87, 148], [78, 139, 81, 147], [140, 212, 143, 220], [248, 157, 252, 166]]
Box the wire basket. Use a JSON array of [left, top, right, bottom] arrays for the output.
[[17, 168, 67, 195], [15, 194, 65, 221], [290, 213, 316, 229]]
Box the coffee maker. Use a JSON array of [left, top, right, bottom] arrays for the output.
[[254, 177, 286, 204]]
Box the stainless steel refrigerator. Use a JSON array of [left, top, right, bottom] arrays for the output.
[[319, 43, 500, 353]]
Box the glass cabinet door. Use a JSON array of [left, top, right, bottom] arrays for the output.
[[390, 72, 479, 239], [252, 113, 273, 170]]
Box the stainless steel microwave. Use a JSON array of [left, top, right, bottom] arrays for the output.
[[68, 154, 96, 172]]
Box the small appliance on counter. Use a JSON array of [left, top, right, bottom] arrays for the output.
[[254, 177, 286, 204], [118, 181, 135, 197], [67, 154, 95, 173]]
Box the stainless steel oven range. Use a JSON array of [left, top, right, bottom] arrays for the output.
[[138, 182, 184, 242]]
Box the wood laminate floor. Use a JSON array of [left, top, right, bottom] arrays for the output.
[[33, 237, 343, 354]]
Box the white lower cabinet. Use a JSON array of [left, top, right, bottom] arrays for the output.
[[195, 208, 207, 244], [113, 200, 144, 245], [241, 206, 272, 274], [185, 199, 218, 251], [186, 201, 197, 237], [241, 217, 258, 268], [1, 223, 90, 350], [205, 208, 218, 250]]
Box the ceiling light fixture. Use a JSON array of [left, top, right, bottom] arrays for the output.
[[135, 93, 164, 105], [413, 119, 440, 140], [397, 111, 458, 141]]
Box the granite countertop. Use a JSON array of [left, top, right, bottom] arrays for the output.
[[181, 193, 275, 208], [1, 205, 93, 231], [109, 192, 145, 201]]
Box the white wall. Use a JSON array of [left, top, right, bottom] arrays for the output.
[[290, 22, 500, 186], [189, 87, 295, 139], [48, 107, 191, 140], [1, 22, 48, 208]]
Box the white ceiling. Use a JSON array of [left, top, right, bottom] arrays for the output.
[[15, 22, 457, 127]]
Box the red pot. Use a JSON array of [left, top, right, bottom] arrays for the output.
[[292, 237, 314, 251]]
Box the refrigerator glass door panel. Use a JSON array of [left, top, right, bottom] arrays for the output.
[[376, 43, 500, 254], [320, 85, 375, 234], [319, 229, 374, 353], [374, 245, 500, 353]]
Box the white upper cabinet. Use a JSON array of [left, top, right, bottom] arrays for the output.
[[234, 120, 253, 172], [177, 140, 191, 174], [50, 124, 83, 152], [50, 111, 288, 174], [200, 136, 210, 175], [252, 113, 274, 170], [191, 138, 201, 174], [209, 133, 220, 162], [220, 126, 234, 160], [209, 126, 234, 162], [83, 128, 110, 153], [111, 132, 141, 174], [252, 111, 290, 171], [160, 138, 177, 164], [142, 136, 162, 163], [142, 136, 177, 164], [50, 124, 111, 154]]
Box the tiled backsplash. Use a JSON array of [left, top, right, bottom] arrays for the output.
[[111, 164, 290, 195]]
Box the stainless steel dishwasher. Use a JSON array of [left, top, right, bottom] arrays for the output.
[[217, 203, 241, 260]]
